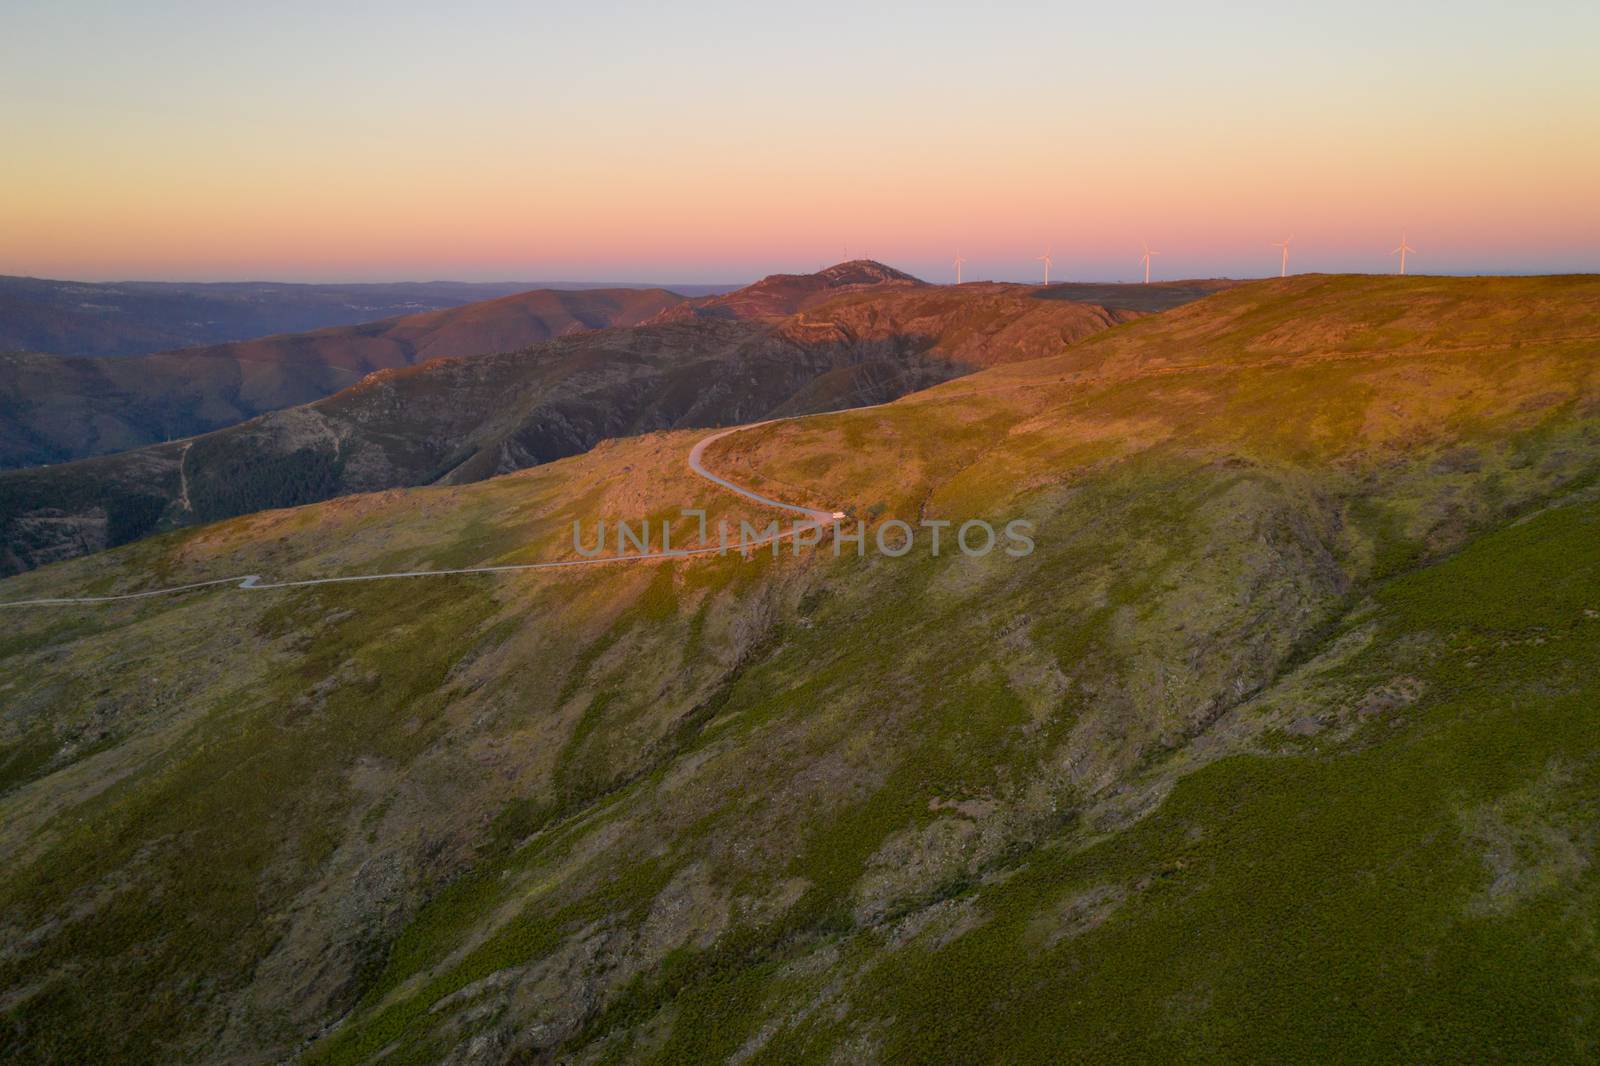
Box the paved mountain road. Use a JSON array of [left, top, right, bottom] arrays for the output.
[[0, 416, 853, 608], [2, 347, 1404, 609]]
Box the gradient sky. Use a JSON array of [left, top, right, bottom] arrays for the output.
[[3, 1, 1598, 283]]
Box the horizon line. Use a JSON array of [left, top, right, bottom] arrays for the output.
[[7, 266, 1600, 288]]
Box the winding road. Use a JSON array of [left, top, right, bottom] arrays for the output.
[[9, 336, 1555, 610], [0, 356, 1312, 610], [0, 417, 849, 609]]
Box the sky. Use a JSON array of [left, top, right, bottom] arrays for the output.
[[2, 0, 1598, 283]]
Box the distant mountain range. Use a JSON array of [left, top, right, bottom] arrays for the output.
[[0, 262, 1216, 574], [0, 275, 738, 359], [1, 269, 1233, 472], [0, 287, 690, 468]]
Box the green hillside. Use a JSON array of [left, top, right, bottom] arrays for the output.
[[1, 274, 1598, 1063]]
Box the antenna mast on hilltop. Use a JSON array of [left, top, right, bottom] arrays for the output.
[[1140, 242, 1160, 284], [953, 252, 967, 285], [1390, 233, 1417, 275], [1036, 249, 1053, 285], [1272, 236, 1293, 278]]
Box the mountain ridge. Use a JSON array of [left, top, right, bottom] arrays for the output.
[[647, 259, 926, 322], [0, 276, 562, 358], [0, 279, 1149, 574], [0, 287, 691, 469]]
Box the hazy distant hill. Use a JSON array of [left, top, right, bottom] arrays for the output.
[[0, 287, 690, 469], [0, 277, 526, 358], [0, 268, 1149, 573], [0, 275, 739, 359], [1031, 278, 1239, 312]]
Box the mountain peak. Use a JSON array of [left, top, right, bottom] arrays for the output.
[[648, 260, 926, 324], [810, 260, 925, 287]]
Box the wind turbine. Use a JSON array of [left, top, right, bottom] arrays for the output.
[[1140, 242, 1160, 284], [1036, 249, 1053, 285], [1390, 233, 1417, 275], [1272, 235, 1293, 278], [953, 251, 967, 285]]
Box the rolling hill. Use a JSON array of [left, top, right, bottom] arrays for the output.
[[0, 275, 739, 359], [0, 276, 553, 358], [0, 287, 692, 470], [649, 260, 927, 321], [0, 268, 1159, 575], [2, 274, 1599, 1062]]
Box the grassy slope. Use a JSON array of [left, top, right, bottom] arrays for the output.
[[1, 275, 1598, 1063], [752, 496, 1600, 1063]]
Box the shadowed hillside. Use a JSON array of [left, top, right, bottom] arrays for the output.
[[0, 287, 690, 469], [2, 274, 1600, 1062]]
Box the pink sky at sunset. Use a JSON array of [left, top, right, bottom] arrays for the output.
[[4, 1, 1597, 283]]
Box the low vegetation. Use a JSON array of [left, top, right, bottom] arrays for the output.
[[1, 274, 1598, 1062]]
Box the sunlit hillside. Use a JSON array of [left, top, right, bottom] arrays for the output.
[[0, 268, 1153, 576]]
